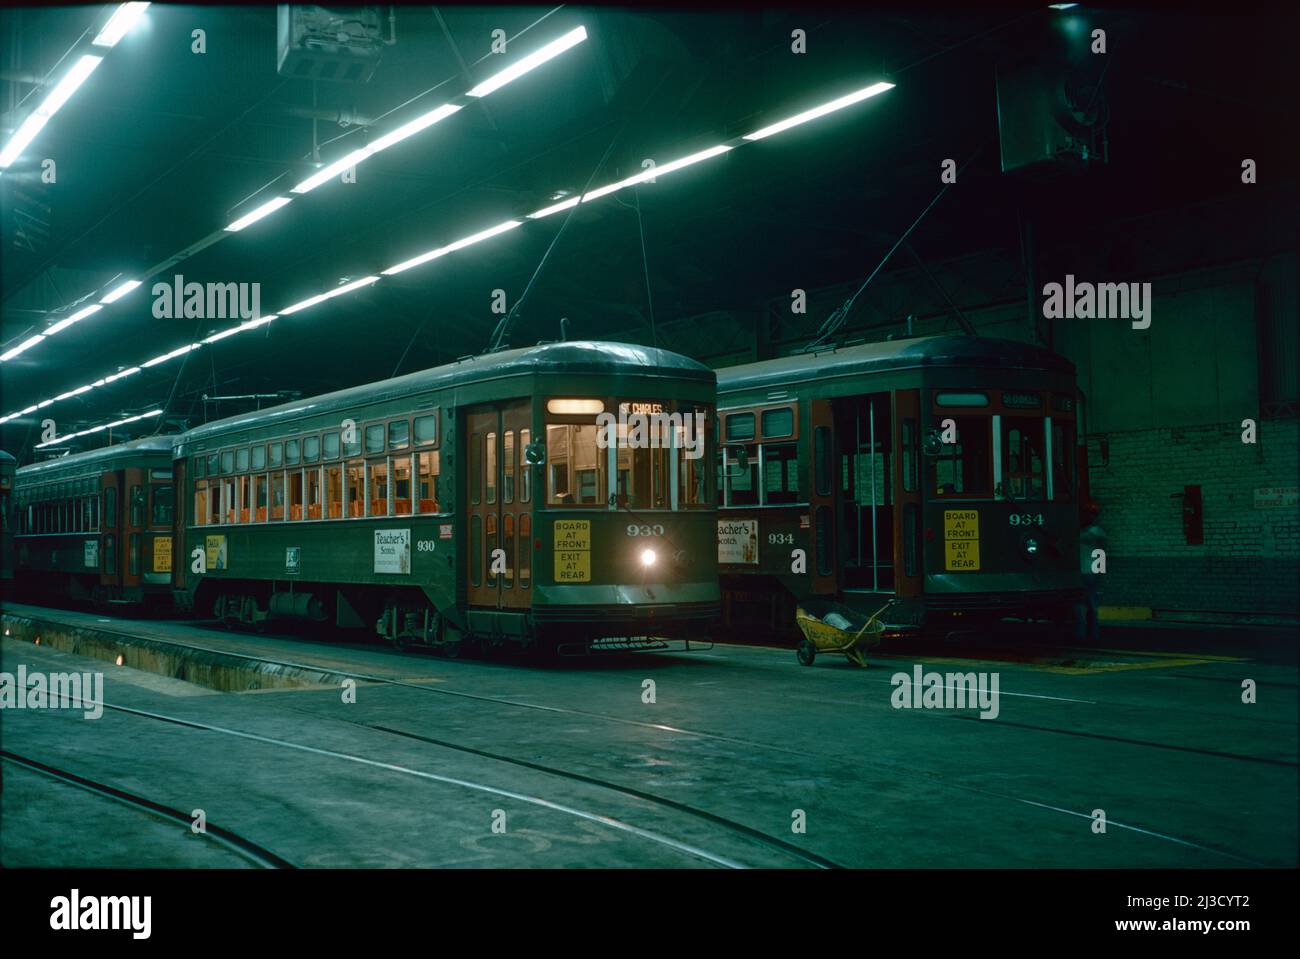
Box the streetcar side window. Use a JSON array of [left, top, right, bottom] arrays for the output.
[[288, 468, 304, 520], [270, 471, 286, 521], [325, 464, 342, 519], [393, 455, 412, 515], [345, 461, 364, 518], [367, 459, 389, 516], [306, 466, 323, 519], [418, 451, 439, 513], [414, 415, 437, 446], [762, 442, 800, 504]]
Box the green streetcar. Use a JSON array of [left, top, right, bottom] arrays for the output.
[[0, 449, 15, 584], [174, 340, 719, 654], [716, 335, 1085, 638], [11, 436, 175, 605]]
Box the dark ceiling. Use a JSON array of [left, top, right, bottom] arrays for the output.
[[0, 4, 1294, 459]]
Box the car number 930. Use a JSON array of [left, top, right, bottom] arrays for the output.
[[626, 524, 665, 537]]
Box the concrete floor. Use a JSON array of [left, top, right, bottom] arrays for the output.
[[2, 603, 1295, 869]]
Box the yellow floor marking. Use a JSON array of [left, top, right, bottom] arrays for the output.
[[1072, 647, 1246, 662], [1035, 657, 1215, 675]]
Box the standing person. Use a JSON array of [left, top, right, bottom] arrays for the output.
[[1076, 500, 1107, 643]]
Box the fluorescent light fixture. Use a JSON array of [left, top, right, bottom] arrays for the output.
[[203, 326, 243, 344], [580, 146, 733, 204], [45, 304, 103, 336], [0, 114, 50, 169], [382, 220, 522, 276], [467, 25, 588, 98], [39, 55, 105, 117], [290, 104, 463, 197], [141, 343, 198, 368], [104, 367, 140, 383], [202, 315, 274, 344], [291, 148, 371, 195], [101, 279, 142, 303], [743, 81, 894, 142], [279, 277, 379, 315], [93, 3, 151, 48], [37, 399, 53, 408], [366, 103, 462, 154], [0, 55, 103, 168], [225, 196, 293, 232], [1049, 4, 1079, 9], [527, 196, 581, 220], [1, 335, 45, 362], [21, 405, 39, 415]]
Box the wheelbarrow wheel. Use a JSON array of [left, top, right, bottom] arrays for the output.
[[796, 640, 817, 666]]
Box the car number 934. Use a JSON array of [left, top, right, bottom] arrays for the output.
[[1008, 513, 1045, 526]]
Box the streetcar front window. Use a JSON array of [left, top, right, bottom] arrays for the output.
[[932, 416, 991, 497], [1002, 417, 1047, 501], [545, 398, 713, 509]]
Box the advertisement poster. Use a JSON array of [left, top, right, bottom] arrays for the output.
[[205, 534, 227, 571], [717, 519, 758, 565], [374, 529, 411, 574]]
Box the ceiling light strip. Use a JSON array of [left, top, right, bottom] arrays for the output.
[[5, 77, 892, 432]]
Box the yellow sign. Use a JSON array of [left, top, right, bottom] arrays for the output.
[[943, 509, 980, 571], [555, 550, 591, 582], [944, 539, 980, 570], [554, 520, 591, 549], [153, 536, 173, 573], [553, 520, 590, 581], [205, 534, 228, 571]]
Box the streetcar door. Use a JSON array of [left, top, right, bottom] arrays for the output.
[[837, 393, 894, 592], [809, 399, 837, 595], [99, 471, 120, 584], [122, 468, 147, 590], [893, 389, 923, 598], [465, 401, 533, 611]]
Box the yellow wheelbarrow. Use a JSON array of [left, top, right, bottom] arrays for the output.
[[794, 598, 896, 668]]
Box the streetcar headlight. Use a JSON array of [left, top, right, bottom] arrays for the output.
[[640, 548, 657, 568], [1023, 537, 1040, 557]]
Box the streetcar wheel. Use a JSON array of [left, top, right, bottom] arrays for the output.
[[442, 640, 462, 659], [796, 640, 816, 666]]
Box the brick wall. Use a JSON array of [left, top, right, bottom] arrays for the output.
[[1085, 418, 1300, 615]]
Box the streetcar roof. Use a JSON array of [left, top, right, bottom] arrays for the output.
[[183, 339, 714, 446], [718, 335, 1074, 392], [15, 434, 176, 480]]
